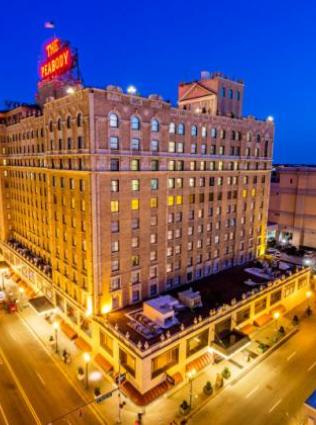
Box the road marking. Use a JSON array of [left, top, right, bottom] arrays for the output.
[[245, 385, 259, 399], [0, 403, 10, 425], [17, 312, 106, 425], [308, 361, 316, 371], [287, 351, 296, 361], [36, 372, 46, 386], [0, 346, 41, 425], [268, 399, 282, 414]]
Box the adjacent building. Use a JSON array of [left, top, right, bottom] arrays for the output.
[[269, 165, 316, 248]]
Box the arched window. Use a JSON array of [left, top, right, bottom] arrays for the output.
[[201, 126, 207, 138], [177, 123, 185, 135], [131, 116, 140, 130], [66, 116, 71, 129], [49, 121, 53, 132], [77, 113, 82, 127], [256, 134, 261, 143], [191, 125, 198, 137], [109, 112, 119, 128], [151, 119, 159, 132], [57, 118, 62, 131], [169, 122, 176, 134], [246, 131, 252, 142]]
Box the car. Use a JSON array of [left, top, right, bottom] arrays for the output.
[[0, 291, 6, 303], [266, 248, 280, 255]]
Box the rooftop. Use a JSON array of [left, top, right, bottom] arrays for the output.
[[105, 259, 300, 351]]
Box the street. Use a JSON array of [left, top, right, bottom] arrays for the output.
[[0, 310, 104, 425], [192, 309, 316, 425]]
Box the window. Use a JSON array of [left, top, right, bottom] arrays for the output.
[[151, 179, 158, 190], [132, 289, 140, 303], [221, 87, 226, 97], [110, 159, 119, 171], [111, 221, 119, 233], [131, 255, 139, 266], [191, 125, 198, 137], [130, 159, 140, 171], [270, 290, 282, 305], [66, 116, 71, 129], [111, 180, 119, 192], [151, 347, 179, 378], [186, 329, 209, 357], [119, 348, 136, 377], [201, 126, 207, 138], [132, 218, 139, 229], [100, 331, 113, 355], [111, 240, 119, 253], [169, 141, 176, 153], [229, 88, 233, 99], [77, 113, 82, 127], [151, 119, 159, 132], [177, 123, 185, 135], [111, 259, 119, 272], [150, 197, 158, 208], [151, 160, 159, 171], [131, 199, 139, 210], [168, 196, 174, 206], [131, 138, 140, 150], [151, 140, 159, 152], [110, 136, 119, 150], [109, 112, 119, 128], [131, 179, 140, 191], [150, 234, 157, 244], [177, 142, 184, 153], [111, 200, 119, 212], [131, 116, 140, 130], [254, 298, 267, 314], [169, 122, 176, 134], [211, 128, 217, 138], [236, 308, 250, 324]]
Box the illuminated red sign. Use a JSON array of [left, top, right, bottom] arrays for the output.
[[39, 38, 74, 81]]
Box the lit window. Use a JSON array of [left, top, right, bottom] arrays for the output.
[[131, 138, 140, 150], [177, 123, 185, 135], [169, 142, 175, 153], [168, 196, 174, 206], [201, 127, 207, 137], [130, 159, 140, 171], [131, 179, 140, 191], [177, 142, 184, 153], [111, 200, 119, 212], [242, 189, 247, 198], [151, 179, 159, 190], [169, 122, 176, 134], [151, 140, 159, 152], [111, 180, 119, 192], [110, 136, 119, 150], [150, 197, 158, 208], [131, 199, 139, 210], [176, 195, 183, 205]]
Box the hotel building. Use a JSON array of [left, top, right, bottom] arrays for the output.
[[2, 53, 309, 401]]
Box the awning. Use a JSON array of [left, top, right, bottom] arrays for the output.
[[270, 304, 286, 315], [254, 313, 272, 327], [95, 353, 113, 373], [186, 351, 213, 373], [29, 295, 55, 315], [60, 321, 78, 340], [74, 337, 92, 352], [211, 329, 251, 358], [239, 324, 257, 335]]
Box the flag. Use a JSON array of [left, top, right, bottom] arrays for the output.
[[44, 21, 55, 29]]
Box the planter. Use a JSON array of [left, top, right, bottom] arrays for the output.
[[203, 382, 213, 396], [179, 401, 190, 416]]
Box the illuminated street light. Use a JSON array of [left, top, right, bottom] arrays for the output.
[[273, 311, 280, 332], [266, 115, 274, 122], [83, 352, 91, 389], [127, 85, 137, 95], [304, 258, 312, 266], [53, 321, 59, 353], [306, 290, 312, 309], [187, 368, 196, 409]]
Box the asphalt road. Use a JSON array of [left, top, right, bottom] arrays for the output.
[[0, 310, 104, 425], [192, 309, 316, 425]]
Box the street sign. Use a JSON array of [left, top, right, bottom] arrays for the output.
[[95, 390, 113, 404], [115, 372, 126, 385]]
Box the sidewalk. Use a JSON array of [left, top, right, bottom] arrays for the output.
[[2, 274, 313, 425]]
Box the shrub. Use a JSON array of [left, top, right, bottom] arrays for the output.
[[203, 381, 213, 395], [94, 387, 101, 397], [221, 367, 231, 379], [77, 367, 84, 375]]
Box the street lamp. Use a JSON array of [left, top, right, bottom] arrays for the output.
[[306, 290, 312, 309], [53, 321, 59, 353], [273, 311, 280, 332], [187, 368, 196, 410], [18, 287, 24, 311], [83, 352, 91, 390], [1, 272, 5, 290]]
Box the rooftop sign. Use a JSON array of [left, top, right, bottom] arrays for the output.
[[39, 38, 75, 81]]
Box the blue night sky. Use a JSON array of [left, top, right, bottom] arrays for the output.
[[1, 0, 316, 164]]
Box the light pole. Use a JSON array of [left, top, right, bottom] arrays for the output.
[[273, 311, 280, 332], [1, 273, 5, 290], [83, 352, 91, 390], [18, 287, 24, 310], [187, 368, 196, 410], [53, 321, 59, 353], [306, 290, 312, 309]]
